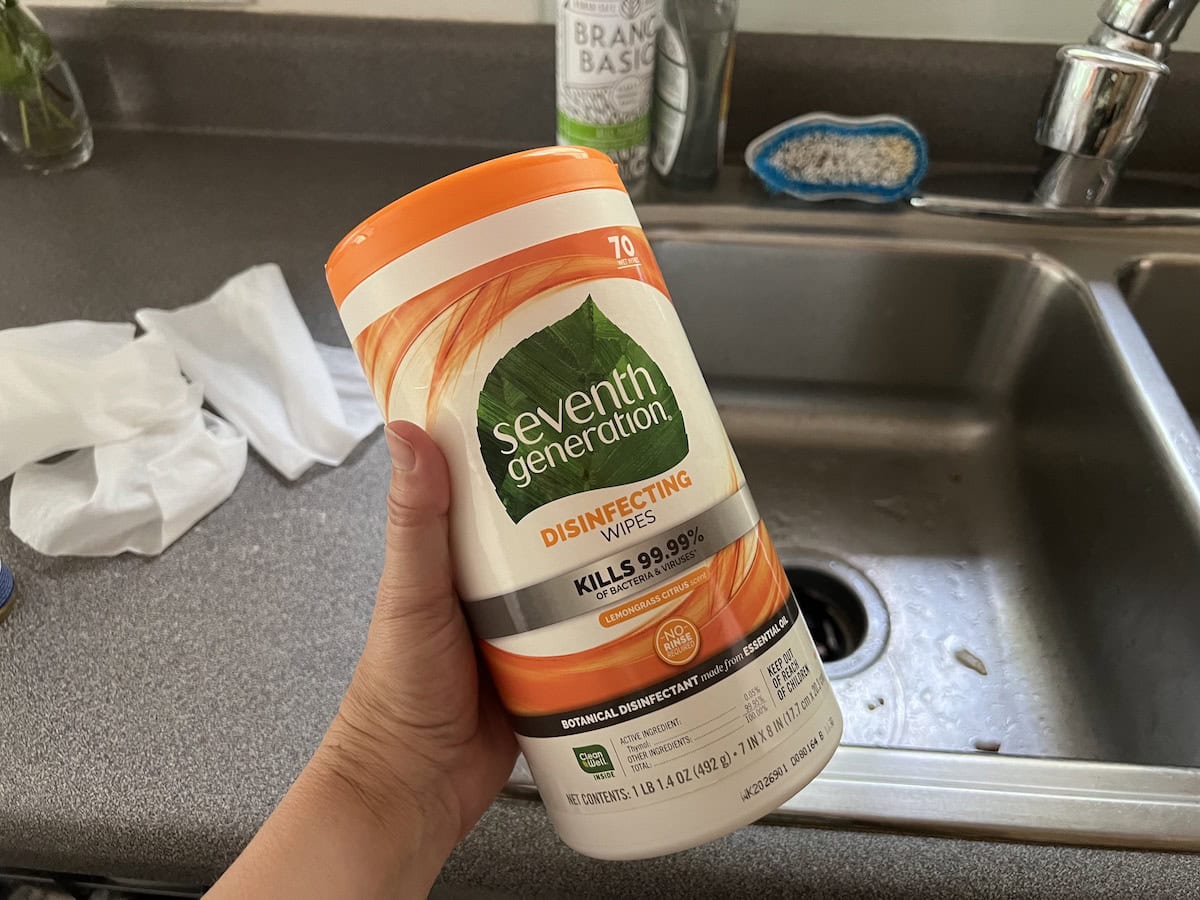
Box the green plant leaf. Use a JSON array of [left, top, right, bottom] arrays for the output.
[[0, 22, 33, 94], [11, 5, 52, 66], [477, 295, 689, 523], [0, 62, 38, 99], [0, 3, 53, 98]]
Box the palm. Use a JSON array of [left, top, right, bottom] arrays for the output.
[[354, 422, 519, 843], [387, 602, 516, 837]]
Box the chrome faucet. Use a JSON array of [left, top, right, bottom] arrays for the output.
[[1033, 0, 1197, 207]]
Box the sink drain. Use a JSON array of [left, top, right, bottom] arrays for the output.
[[783, 558, 889, 678], [786, 568, 866, 662]]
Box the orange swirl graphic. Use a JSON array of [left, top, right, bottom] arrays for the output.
[[352, 227, 668, 425]]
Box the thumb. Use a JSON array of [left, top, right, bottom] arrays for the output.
[[376, 421, 457, 626]]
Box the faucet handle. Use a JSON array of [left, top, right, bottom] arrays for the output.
[[1098, 0, 1198, 44], [1036, 45, 1168, 163]]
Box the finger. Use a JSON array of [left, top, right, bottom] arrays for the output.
[[377, 421, 457, 622]]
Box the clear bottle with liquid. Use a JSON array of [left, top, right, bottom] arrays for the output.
[[651, 0, 738, 186]]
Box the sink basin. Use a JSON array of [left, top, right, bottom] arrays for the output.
[[506, 207, 1200, 851], [654, 229, 1200, 769], [1120, 254, 1200, 422]]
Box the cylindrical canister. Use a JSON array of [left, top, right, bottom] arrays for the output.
[[326, 147, 841, 860]]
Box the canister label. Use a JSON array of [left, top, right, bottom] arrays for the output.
[[340, 196, 841, 851]]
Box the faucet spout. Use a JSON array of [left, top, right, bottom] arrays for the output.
[[1031, 0, 1189, 207], [1097, 0, 1198, 47], [1034, 153, 1123, 208]]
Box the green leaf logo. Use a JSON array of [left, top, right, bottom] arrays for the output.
[[477, 296, 688, 523]]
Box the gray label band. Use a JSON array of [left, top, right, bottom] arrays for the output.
[[465, 486, 759, 639]]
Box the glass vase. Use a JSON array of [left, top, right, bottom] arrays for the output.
[[0, 2, 93, 174]]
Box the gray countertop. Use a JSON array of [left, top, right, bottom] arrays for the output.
[[2, 129, 1199, 896], [0, 129, 496, 884]]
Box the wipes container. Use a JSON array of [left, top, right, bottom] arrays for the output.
[[326, 146, 842, 859]]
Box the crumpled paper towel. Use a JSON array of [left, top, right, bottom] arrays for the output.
[[136, 264, 381, 481], [2, 265, 380, 557], [10, 385, 247, 556], [0, 322, 195, 481], [1, 323, 248, 556]]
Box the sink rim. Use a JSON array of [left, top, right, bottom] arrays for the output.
[[504, 745, 1200, 852], [1118, 249, 1200, 274], [779, 747, 1200, 851]]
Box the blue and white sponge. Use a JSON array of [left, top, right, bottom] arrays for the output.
[[745, 113, 928, 203]]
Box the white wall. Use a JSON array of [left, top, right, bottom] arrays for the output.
[[32, 0, 1200, 52]]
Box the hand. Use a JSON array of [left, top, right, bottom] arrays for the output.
[[320, 420, 519, 853], [208, 422, 517, 899]]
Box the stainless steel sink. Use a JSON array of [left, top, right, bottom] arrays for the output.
[[1120, 254, 1200, 421], [507, 203, 1200, 851], [658, 229, 1200, 767]]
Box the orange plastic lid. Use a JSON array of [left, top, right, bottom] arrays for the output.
[[326, 146, 625, 306]]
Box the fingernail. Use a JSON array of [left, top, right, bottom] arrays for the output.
[[385, 422, 415, 471]]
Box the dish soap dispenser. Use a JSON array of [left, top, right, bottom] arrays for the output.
[[651, 0, 738, 186], [556, 0, 662, 191]]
